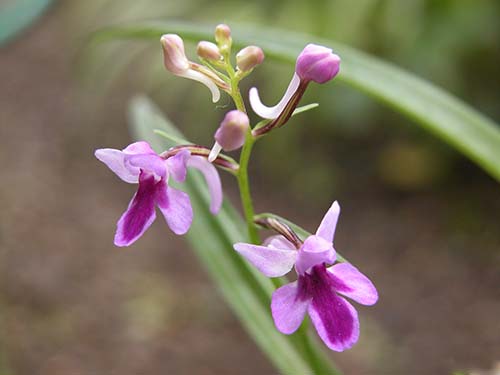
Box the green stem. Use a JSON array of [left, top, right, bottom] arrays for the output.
[[237, 132, 259, 243], [297, 323, 324, 375], [226, 67, 259, 244]]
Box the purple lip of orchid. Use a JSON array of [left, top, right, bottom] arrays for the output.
[[234, 201, 378, 352], [95, 141, 223, 247]]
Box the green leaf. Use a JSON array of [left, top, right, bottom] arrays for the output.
[[128, 95, 340, 375], [90, 20, 500, 182]]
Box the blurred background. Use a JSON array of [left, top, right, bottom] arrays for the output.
[[1, 0, 499, 374]]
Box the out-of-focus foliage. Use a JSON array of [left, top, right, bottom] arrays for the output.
[[0, 0, 53, 45]]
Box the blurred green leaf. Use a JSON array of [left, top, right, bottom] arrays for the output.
[[128, 95, 340, 375], [0, 0, 53, 45], [91, 20, 500, 182]]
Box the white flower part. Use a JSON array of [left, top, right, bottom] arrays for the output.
[[208, 142, 223, 163], [178, 69, 221, 103], [249, 72, 300, 119]]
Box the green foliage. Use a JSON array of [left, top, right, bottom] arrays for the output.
[[90, 20, 500, 182]]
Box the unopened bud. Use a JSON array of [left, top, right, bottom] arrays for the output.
[[160, 34, 189, 74], [208, 110, 249, 162], [215, 110, 249, 151], [295, 44, 340, 84], [197, 41, 221, 61], [214, 24, 232, 52], [236, 46, 264, 72]]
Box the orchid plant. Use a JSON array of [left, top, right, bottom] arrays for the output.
[[95, 24, 377, 372]]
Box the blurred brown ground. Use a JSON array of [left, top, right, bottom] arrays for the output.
[[0, 2, 499, 375]]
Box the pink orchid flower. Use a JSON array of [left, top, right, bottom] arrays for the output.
[[234, 202, 378, 351], [95, 141, 222, 246]]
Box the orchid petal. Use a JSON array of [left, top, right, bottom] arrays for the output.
[[126, 154, 167, 179], [328, 263, 378, 306], [187, 156, 222, 214], [95, 148, 139, 184], [156, 184, 193, 235], [122, 141, 156, 155], [249, 72, 300, 119], [271, 281, 311, 334], [114, 172, 157, 246], [166, 150, 190, 182], [178, 69, 221, 103], [308, 292, 359, 352], [233, 243, 297, 277], [263, 235, 297, 251], [316, 201, 340, 243], [296, 235, 335, 275]]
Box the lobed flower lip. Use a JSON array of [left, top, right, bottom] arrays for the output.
[[234, 201, 378, 351], [95, 141, 223, 246]]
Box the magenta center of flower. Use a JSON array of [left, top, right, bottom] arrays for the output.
[[300, 265, 356, 347]]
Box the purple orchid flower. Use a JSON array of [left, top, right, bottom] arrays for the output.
[[95, 141, 222, 247], [234, 202, 378, 351]]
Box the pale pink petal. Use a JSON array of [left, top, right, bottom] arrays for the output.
[[249, 72, 300, 119], [114, 173, 157, 246], [187, 156, 222, 214], [271, 281, 311, 334], [316, 201, 340, 243], [166, 150, 190, 182], [95, 148, 139, 184], [296, 235, 336, 275], [308, 292, 359, 352], [328, 263, 378, 306], [156, 184, 193, 235], [126, 154, 167, 179], [122, 141, 156, 155], [263, 235, 297, 251], [233, 243, 297, 277]]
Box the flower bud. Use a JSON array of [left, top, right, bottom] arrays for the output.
[[214, 24, 232, 52], [295, 44, 341, 84], [216, 110, 249, 151], [160, 34, 189, 74], [208, 110, 249, 162], [236, 46, 264, 72], [197, 41, 221, 61]]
